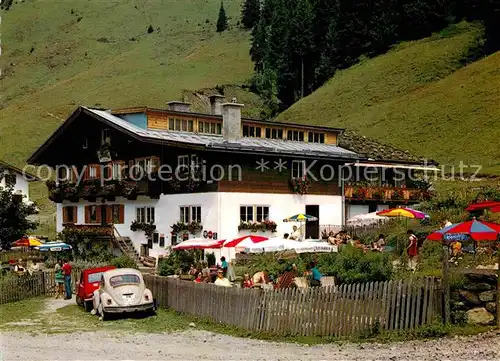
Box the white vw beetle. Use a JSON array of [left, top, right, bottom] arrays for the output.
[[92, 268, 155, 320]]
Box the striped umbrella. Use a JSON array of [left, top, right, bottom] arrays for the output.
[[283, 214, 318, 222], [12, 236, 42, 247], [376, 207, 429, 220], [223, 235, 269, 248], [427, 219, 500, 243], [172, 238, 225, 250], [35, 242, 72, 252]]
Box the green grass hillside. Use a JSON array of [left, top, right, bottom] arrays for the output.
[[277, 22, 500, 174], [0, 0, 254, 167]]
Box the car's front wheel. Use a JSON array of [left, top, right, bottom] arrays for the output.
[[76, 295, 83, 307]]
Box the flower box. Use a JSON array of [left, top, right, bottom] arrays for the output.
[[238, 220, 277, 233]]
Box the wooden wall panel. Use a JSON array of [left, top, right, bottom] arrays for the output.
[[217, 165, 341, 195]]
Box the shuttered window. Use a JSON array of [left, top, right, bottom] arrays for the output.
[[85, 205, 100, 224], [62, 206, 78, 224]]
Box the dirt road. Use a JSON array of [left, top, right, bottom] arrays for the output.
[[2, 330, 500, 360]]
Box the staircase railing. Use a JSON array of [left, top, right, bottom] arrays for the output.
[[112, 225, 133, 256]]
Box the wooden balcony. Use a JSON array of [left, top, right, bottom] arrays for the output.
[[344, 184, 432, 203], [62, 224, 114, 237], [47, 178, 161, 203]]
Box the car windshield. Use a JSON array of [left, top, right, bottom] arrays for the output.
[[88, 272, 105, 284], [109, 274, 140, 287]]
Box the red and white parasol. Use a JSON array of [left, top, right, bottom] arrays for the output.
[[223, 235, 269, 248], [172, 238, 225, 250]]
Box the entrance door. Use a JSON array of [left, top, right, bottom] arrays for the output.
[[100, 205, 108, 226], [305, 205, 320, 239]]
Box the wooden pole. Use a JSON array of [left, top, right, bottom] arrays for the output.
[[442, 244, 450, 325]]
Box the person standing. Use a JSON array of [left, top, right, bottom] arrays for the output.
[[54, 260, 64, 299], [289, 226, 301, 240], [407, 230, 418, 271], [62, 259, 72, 300], [220, 256, 228, 276]]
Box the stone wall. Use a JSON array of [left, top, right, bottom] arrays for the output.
[[453, 270, 498, 325]]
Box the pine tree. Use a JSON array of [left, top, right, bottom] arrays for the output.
[[241, 0, 261, 29], [216, 1, 228, 32]]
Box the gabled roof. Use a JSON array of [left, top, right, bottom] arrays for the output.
[[338, 130, 438, 165], [0, 160, 39, 181], [28, 107, 363, 164]]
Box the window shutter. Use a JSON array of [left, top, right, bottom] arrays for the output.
[[83, 166, 89, 181], [151, 156, 160, 172], [71, 166, 79, 183], [96, 206, 102, 224], [73, 206, 78, 223], [106, 206, 112, 224], [84, 206, 90, 223], [128, 160, 135, 178], [96, 164, 102, 179], [62, 207, 68, 223], [119, 205, 125, 224]]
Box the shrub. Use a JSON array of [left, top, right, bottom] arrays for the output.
[[318, 246, 393, 283], [158, 250, 200, 276], [110, 256, 138, 269]]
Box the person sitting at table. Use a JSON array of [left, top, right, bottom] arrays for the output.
[[252, 270, 268, 286], [14, 259, 26, 273], [243, 273, 254, 288], [193, 272, 203, 283], [275, 266, 297, 289], [306, 262, 322, 287], [214, 269, 232, 287], [188, 264, 197, 277], [327, 231, 336, 245], [334, 231, 351, 244], [289, 226, 301, 240]]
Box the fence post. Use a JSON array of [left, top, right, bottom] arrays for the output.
[[442, 245, 451, 325]]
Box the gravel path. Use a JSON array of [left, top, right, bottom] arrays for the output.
[[1, 298, 500, 360], [1, 330, 500, 360]]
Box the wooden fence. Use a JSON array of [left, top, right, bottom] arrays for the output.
[[144, 275, 443, 337], [0, 270, 81, 305]]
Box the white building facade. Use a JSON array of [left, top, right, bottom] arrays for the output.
[[0, 161, 37, 203], [30, 99, 362, 262]]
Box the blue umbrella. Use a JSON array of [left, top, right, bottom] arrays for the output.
[[35, 242, 72, 252]]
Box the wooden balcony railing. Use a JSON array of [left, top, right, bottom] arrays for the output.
[[62, 224, 114, 237], [47, 178, 160, 203], [344, 184, 432, 202]]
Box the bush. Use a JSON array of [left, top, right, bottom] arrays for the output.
[[158, 250, 200, 276], [110, 256, 138, 269], [321, 246, 393, 284]]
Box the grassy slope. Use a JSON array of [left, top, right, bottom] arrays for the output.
[[277, 22, 500, 174], [0, 0, 255, 229], [0, 0, 253, 167]]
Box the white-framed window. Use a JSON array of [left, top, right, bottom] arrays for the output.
[[291, 160, 305, 179], [240, 205, 270, 222], [101, 128, 110, 144], [287, 130, 304, 141], [178, 155, 189, 170], [191, 154, 202, 170], [136, 207, 155, 224], [111, 162, 122, 179], [308, 132, 325, 143], [198, 121, 222, 135], [180, 206, 201, 223], [88, 164, 98, 179]]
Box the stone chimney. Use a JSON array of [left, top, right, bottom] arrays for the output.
[[222, 101, 244, 142], [208, 94, 225, 115], [167, 101, 191, 113]]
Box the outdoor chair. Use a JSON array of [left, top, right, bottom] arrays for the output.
[[294, 277, 309, 289]]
